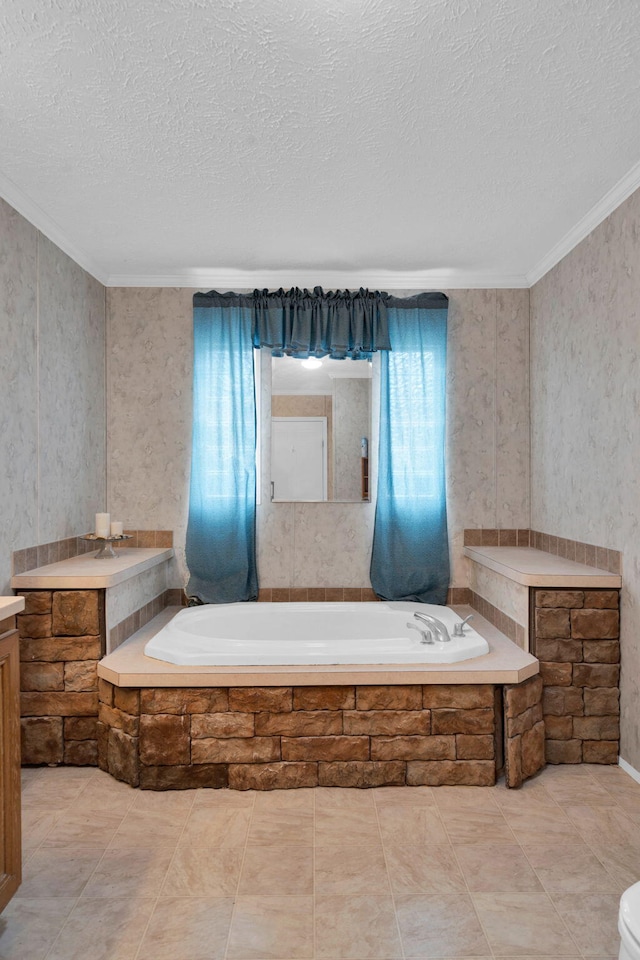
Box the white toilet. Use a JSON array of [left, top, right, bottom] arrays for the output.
[[619, 882, 640, 960]]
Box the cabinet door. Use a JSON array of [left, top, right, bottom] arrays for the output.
[[0, 630, 21, 911]]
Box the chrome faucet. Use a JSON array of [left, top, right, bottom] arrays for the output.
[[453, 615, 474, 637], [412, 612, 451, 643]]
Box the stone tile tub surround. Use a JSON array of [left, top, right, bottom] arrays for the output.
[[94, 605, 541, 790], [97, 675, 544, 791]]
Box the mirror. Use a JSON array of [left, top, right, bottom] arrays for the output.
[[270, 355, 372, 502]]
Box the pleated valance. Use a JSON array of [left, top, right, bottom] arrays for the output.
[[193, 286, 391, 359]]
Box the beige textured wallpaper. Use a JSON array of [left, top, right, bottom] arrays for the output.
[[531, 185, 640, 770], [0, 198, 106, 594]]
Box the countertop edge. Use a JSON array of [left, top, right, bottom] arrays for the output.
[[10, 547, 174, 589], [464, 546, 622, 588], [0, 596, 26, 619]]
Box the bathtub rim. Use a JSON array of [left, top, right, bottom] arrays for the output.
[[97, 603, 539, 688]]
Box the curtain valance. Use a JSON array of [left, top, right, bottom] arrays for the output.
[[194, 287, 391, 359]]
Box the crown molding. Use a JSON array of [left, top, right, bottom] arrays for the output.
[[0, 172, 107, 284], [4, 158, 640, 292], [104, 269, 530, 290], [527, 157, 640, 287]]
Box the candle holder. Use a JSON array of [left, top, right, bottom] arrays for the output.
[[81, 533, 133, 559]]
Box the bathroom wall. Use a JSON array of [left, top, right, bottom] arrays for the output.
[[107, 287, 530, 590], [530, 185, 640, 771], [0, 198, 106, 594]]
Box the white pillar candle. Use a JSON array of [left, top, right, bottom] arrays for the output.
[[95, 513, 110, 538], [110, 521, 123, 537]]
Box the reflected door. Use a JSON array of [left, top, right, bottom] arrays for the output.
[[271, 417, 327, 501]]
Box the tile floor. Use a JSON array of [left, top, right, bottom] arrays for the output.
[[3, 762, 639, 959]]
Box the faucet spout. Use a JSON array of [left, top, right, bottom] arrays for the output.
[[413, 612, 451, 643]]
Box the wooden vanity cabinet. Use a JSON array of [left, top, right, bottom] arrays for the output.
[[0, 624, 21, 911]]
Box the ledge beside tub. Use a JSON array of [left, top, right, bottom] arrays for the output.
[[464, 545, 622, 766], [12, 547, 174, 767]]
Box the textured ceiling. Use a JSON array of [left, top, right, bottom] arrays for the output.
[[2, 0, 640, 286]]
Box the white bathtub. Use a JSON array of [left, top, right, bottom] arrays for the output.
[[144, 602, 489, 666]]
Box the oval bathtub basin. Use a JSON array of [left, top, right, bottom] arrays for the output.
[[144, 602, 490, 666]]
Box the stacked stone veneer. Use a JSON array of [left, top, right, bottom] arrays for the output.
[[18, 586, 176, 767], [97, 682, 505, 790], [19, 590, 102, 766], [504, 675, 545, 787], [532, 589, 620, 764]]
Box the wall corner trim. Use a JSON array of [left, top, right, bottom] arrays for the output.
[[619, 756, 640, 785]]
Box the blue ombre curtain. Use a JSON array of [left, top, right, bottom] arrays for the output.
[[370, 293, 449, 603], [185, 292, 258, 603]]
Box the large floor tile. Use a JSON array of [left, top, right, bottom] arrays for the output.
[[500, 806, 583, 845], [163, 844, 244, 896], [192, 788, 256, 807], [80, 845, 174, 898], [17, 842, 105, 898], [371, 785, 435, 805], [248, 807, 314, 846], [136, 896, 234, 960], [253, 788, 315, 811], [239, 844, 313, 895], [315, 787, 376, 810], [433, 785, 500, 810], [544, 778, 614, 805], [45, 897, 155, 960], [227, 895, 314, 959], [315, 894, 401, 958], [552, 893, 623, 957], [522, 842, 624, 895], [109, 805, 190, 849], [21, 806, 60, 851], [472, 891, 579, 956], [455, 841, 543, 893], [384, 842, 466, 895], [0, 898, 75, 960], [45, 809, 125, 846], [395, 892, 490, 958], [180, 806, 252, 847], [315, 806, 381, 846], [588, 841, 640, 888], [441, 809, 516, 844], [315, 843, 389, 894], [563, 803, 640, 849], [377, 803, 448, 844]]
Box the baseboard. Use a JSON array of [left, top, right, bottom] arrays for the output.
[[619, 756, 640, 784]]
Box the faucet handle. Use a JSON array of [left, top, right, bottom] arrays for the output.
[[407, 622, 434, 645], [453, 615, 474, 638]]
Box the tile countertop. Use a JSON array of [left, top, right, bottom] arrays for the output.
[[0, 596, 25, 619], [10, 548, 174, 590], [464, 545, 621, 588], [98, 605, 539, 688]]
